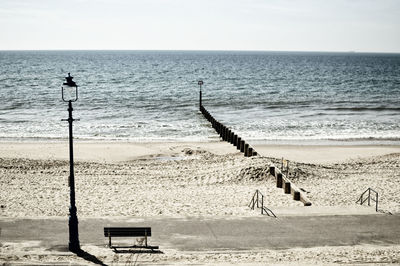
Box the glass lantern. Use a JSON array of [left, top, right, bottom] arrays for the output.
[[62, 73, 78, 102]]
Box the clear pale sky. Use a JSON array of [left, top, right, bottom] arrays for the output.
[[1, 0, 399, 52]]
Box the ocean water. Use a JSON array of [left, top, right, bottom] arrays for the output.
[[0, 50, 399, 144]]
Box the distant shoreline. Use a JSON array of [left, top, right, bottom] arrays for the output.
[[1, 49, 400, 55]]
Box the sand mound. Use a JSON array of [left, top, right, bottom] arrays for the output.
[[237, 166, 271, 181]]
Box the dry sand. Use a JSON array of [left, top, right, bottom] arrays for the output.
[[1, 141, 400, 265]]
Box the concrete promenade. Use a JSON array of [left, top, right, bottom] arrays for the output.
[[1, 212, 399, 252]]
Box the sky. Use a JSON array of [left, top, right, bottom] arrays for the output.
[[0, 0, 399, 52]]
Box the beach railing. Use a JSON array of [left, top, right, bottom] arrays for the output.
[[356, 188, 379, 212], [281, 158, 289, 178], [248, 190, 276, 217], [199, 99, 257, 157]]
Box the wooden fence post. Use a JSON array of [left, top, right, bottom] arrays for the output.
[[277, 173, 283, 188], [270, 166, 275, 177], [293, 191, 300, 201], [284, 182, 291, 194]]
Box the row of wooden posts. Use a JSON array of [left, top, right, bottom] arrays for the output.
[[200, 104, 257, 157], [198, 86, 311, 206], [269, 165, 312, 206]]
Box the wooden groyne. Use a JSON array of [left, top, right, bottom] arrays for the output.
[[199, 96, 257, 157], [269, 165, 312, 206], [197, 82, 311, 206]]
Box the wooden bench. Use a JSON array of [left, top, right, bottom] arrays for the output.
[[104, 227, 159, 251]]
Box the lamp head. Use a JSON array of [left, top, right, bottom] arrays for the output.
[[62, 73, 78, 102]]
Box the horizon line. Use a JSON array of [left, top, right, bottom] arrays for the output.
[[0, 49, 400, 55]]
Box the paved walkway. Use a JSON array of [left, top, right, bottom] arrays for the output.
[[1, 212, 399, 252]]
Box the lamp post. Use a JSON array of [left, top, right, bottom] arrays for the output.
[[61, 73, 80, 252], [198, 80, 203, 111]]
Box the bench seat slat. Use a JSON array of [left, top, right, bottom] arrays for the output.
[[104, 227, 152, 237]]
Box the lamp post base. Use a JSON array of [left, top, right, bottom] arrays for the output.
[[69, 242, 81, 253], [68, 207, 80, 252]]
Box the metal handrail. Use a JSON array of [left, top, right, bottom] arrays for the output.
[[356, 188, 379, 212], [249, 190, 276, 218], [281, 158, 289, 178]]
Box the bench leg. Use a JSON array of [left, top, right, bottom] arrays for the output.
[[109, 233, 111, 247]]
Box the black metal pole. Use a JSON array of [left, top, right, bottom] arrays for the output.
[[199, 89, 202, 111], [67, 100, 80, 252]]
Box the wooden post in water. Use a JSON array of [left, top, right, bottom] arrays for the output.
[[240, 140, 245, 153], [222, 127, 226, 141], [223, 126, 228, 141], [244, 143, 249, 156], [236, 137, 241, 150], [248, 147, 253, 157], [199, 90, 202, 111], [198, 80, 203, 111]]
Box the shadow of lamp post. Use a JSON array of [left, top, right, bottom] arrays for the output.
[[61, 73, 80, 252]]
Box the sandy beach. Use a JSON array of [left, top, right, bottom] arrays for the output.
[[1, 141, 400, 264], [0, 141, 400, 216]]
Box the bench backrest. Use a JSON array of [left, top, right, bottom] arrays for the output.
[[104, 227, 152, 237]]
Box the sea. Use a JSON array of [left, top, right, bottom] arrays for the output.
[[0, 50, 399, 144]]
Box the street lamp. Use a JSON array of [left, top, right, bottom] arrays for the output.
[[61, 73, 80, 252], [198, 80, 203, 111]]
